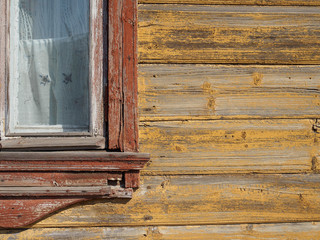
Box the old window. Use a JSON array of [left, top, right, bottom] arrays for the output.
[[0, 0, 149, 228], [5, 0, 104, 143], [9, 0, 91, 135]]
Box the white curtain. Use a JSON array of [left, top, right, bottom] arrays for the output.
[[10, 0, 90, 132]]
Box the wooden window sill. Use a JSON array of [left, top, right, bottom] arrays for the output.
[[0, 151, 150, 228]]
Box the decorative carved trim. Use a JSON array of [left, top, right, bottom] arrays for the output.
[[0, 152, 149, 228]]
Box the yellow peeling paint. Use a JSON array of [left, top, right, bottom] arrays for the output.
[[3, 2, 320, 239]]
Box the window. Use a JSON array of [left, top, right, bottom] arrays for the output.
[[4, 0, 104, 144], [9, 0, 91, 135], [0, 0, 149, 228]]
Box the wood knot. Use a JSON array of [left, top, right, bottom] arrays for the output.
[[144, 215, 153, 221], [207, 97, 215, 110], [252, 72, 263, 86]]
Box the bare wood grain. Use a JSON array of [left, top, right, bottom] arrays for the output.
[[21, 174, 320, 227], [138, 5, 320, 64], [3, 222, 320, 239], [139, 65, 320, 121], [139, 119, 317, 174], [139, 0, 320, 5]]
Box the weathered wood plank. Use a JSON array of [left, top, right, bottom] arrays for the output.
[[138, 5, 320, 64], [18, 174, 320, 227], [0, 137, 105, 150], [108, 0, 123, 150], [139, 119, 317, 174], [123, 0, 139, 152], [0, 1, 7, 138], [139, 65, 320, 120], [139, 0, 320, 6], [0, 151, 149, 171], [0, 172, 122, 186], [90, 0, 105, 138], [3, 222, 320, 239], [0, 186, 132, 198]]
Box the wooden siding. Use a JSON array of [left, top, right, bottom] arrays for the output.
[[2, 222, 320, 239], [139, 65, 320, 120], [140, 119, 317, 175], [2, 0, 320, 239], [0, 175, 319, 228], [138, 5, 320, 64], [0, 223, 320, 240], [139, 0, 320, 5]]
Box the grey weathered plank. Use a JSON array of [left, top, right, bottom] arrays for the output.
[[138, 5, 320, 64], [2, 222, 320, 239], [139, 65, 320, 121]]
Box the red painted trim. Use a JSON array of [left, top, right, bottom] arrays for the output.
[[0, 152, 149, 171], [107, 0, 138, 152], [0, 199, 85, 228], [107, 0, 123, 150], [125, 170, 140, 188], [123, 0, 139, 152]]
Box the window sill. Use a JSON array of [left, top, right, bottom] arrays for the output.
[[0, 151, 150, 228]]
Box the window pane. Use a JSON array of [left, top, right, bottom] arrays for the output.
[[9, 0, 90, 134]]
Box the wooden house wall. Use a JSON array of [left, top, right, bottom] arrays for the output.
[[2, 0, 320, 238]]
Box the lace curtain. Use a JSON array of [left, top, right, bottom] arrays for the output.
[[10, 0, 90, 133]]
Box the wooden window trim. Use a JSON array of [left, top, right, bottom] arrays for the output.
[[0, 0, 149, 228]]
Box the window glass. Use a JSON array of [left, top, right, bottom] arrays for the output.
[[9, 0, 90, 134]]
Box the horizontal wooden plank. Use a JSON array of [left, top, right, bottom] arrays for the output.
[[21, 174, 320, 227], [139, 119, 317, 174], [138, 5, 320, 64], [0, 186, 132, 198], [0, 137, 105, 150], [3, 222, 320, 239], [0, 172, 122, 186], [139, 65, 320, 120], [139, 0, 320, 6], [0, 151, 149, 171]]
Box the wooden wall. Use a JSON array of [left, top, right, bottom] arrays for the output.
[[2, 0, 320, 239]]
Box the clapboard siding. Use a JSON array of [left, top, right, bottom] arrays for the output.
[[3, 222, 320, 239], [139, 119, 318, 175], [139, 65, 320, 120], [12, 174, 320, 227], [140, 0, 320, 5], [138, 5, 320, 64]]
